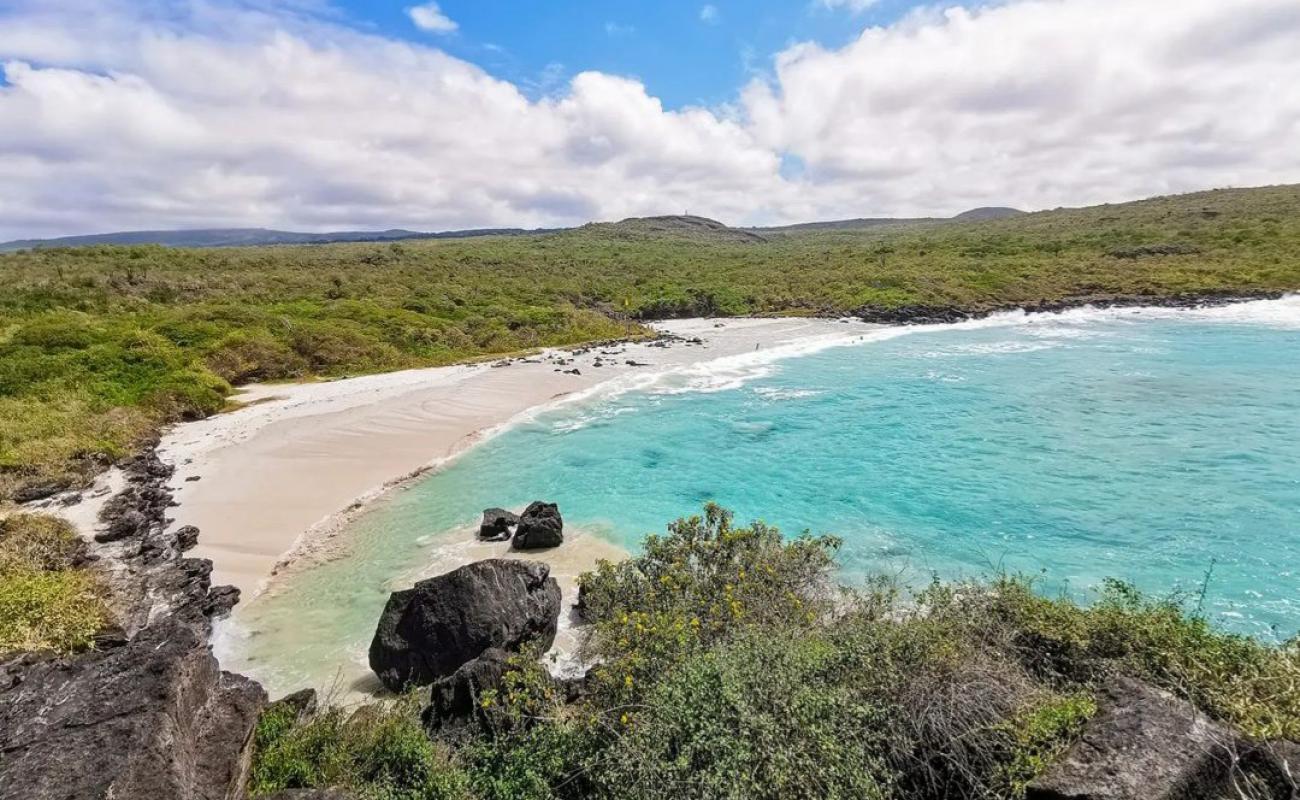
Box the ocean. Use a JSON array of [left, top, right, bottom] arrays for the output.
[[219, 298, 1300, 697]]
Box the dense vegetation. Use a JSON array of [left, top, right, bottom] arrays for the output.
[[0, 513, 106, 655], [1, 184, 1297, 503], [250, 505, 1300, 800]]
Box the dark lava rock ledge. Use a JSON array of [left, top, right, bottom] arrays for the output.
[[0, 444, 266, 800]]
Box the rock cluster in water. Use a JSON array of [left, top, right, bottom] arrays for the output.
[[475, 500, 565, 549]]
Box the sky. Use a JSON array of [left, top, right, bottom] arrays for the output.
[[0, 0, 1298, 239]]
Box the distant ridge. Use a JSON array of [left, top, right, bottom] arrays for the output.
[[1, 206, 1026, 252], [754, 206, 1025, 234], [951, 206, 1026, 222], [577, 215, 768, 243], [0, 226, 556, 252]]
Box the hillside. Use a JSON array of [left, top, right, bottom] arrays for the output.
[[1, 183, 1297, 503]]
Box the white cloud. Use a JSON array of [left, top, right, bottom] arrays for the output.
[[406, 2, 456, 34], [0, 0, 1297, 240], [700, 5, 720, 24], [604, 21, 635, 36]]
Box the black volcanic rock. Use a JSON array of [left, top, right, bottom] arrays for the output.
[[368, 559, 561, 692], [0, 621, 265, 800], [175, 524, 201, 552], [1027, 678, 1234, 800], [479, 508, 519, 541], [96, 509, 147, 543], [512, 502, 564, 550], [425, 648, 515, 732]]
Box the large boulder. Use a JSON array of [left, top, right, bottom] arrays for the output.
[[0, 620, 265, 800], [512, 502, 564, 550], [1027, 678, 1236, 800], [368, 559, 561, 692], [479, 508, 519, 541]]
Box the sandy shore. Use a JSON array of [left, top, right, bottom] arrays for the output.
[[155, 317, 866, 599]]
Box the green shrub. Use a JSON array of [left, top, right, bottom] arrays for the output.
[[578, 503, 840, 695], [594, 630, 892, 800], [0, 512, 106, 656], [983, 577, 1300, 739], [0, 513, 84, 571], [991, 694, 1096, 798], [249, 693, 472, 800], [204, 330, 308, 384], [0, 567, 105, 655]]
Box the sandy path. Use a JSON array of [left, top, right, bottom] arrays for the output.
[[158, 317, 863, 598]]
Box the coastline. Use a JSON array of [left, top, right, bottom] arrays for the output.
[[152, 317, 870, 599], [35, 292, 1295, 605]]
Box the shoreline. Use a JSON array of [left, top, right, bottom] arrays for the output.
[[152, 317, 869, 599], [27, 292, 1289, 600]]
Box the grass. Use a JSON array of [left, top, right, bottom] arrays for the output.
[[250, 505, 1300, 800], [250, 691, 472, 800], [2, 184, 1298, 502], [0, 513, 107, 656]]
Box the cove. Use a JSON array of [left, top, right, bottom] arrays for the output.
[[220, 299, 1300, 697]]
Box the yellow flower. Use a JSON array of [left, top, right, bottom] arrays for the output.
[[621, 713, 629, 725], [624, 674, 634, 688]]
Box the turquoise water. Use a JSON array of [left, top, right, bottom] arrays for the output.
[[223, 299, 1300, 695]]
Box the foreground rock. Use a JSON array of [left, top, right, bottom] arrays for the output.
[[0, 621, 264, 800], [478, 507, 519, 541], [1027, 678, 1296, 800], [368, 559, 561, 692], [0, 446, 264, 800], [425, 649, 589, 733], [425, 648, 515, 732], [512, 501, 564, 550]]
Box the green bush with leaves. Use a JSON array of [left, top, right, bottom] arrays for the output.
[[250, 506, 1300, 800], [249, 692, 472, 800], [0, 513, 107, 655]]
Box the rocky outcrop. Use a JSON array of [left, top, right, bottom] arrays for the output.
[[512, 501, 564, 550], [0, 620, 264, 800], [479, 508, 519, 541], [424, 647, 515, 732], [0, 445, 265, 800], [368, 559, 561, 692], [1026, 678, 1296, 800]]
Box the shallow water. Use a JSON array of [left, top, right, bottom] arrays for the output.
[[221, 299, 1300, 697]]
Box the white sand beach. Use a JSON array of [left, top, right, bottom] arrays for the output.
[[152, 317, 865, 600]]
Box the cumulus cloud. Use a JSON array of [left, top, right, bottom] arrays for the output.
[[0, 0, 1297, 240], [407, 2, 456, 34], [700, 4, 720, 24], [743, 0, 1300, 215]]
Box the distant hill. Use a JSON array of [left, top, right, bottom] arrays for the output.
[[0, 226, 554, 252], [752, 217, 939, 234], [753, 206, 1025, 234], [951, 206, 1026, 222], [576, 215, 768, 244], [0, 206, 1023, 251]]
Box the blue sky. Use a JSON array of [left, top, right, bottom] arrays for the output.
[[335, 0, 923, 108]]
